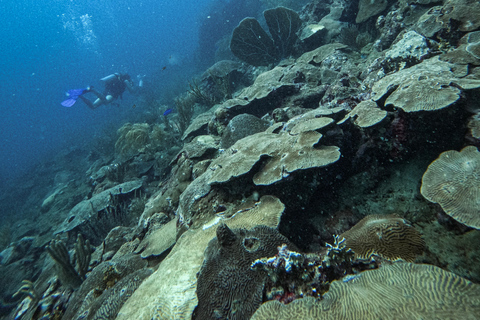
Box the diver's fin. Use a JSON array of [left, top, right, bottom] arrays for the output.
[[61, 88, 89, 107], [61, 98, 77, 107], [67, 88, 89, 98]]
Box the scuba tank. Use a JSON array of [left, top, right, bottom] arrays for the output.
[[100, 73, 120, 83]]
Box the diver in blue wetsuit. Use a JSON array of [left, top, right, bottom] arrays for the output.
[[62, 73, 139, 109]]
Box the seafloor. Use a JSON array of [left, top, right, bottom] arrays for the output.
[[1, 0, 480, 319]]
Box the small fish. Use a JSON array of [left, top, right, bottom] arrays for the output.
[[132, 104, 136, 109], [162, 66, 167, 71], [163, 108, 173, 116]]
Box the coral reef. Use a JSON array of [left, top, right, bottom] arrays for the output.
[[117, 195, 284, 320], [134, 218, 177, 259], [339, 100, 387, 128], [208, 130, 341, 186], [74, 268, 153, 320], [371, 57, 480, 112], [11, 277, 71, 320], [4, 0, 480, 319], [356, 0, 388, 23], [202, 60, 246, 102], [220, 113, 270, 149], [62, 253, 148, 319], [187, 80, 217, 107]]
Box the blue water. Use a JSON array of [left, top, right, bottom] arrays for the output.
[[0, 0, 221, 183]]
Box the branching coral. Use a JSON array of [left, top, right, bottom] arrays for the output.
[[174, 92, 197, 134], [46, 234, 91, 289], [188, 80, 217, 107], [251, 235, 377, 303]]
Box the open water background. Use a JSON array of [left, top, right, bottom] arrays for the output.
[[0, 0, 220, 183]]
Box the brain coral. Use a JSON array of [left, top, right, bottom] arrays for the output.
[[339, 214, 425, 262], [421, 146, 480, 229], [115, 122, 165, 158], [195, 223, 293, 320], [251, 262, 480, 319]]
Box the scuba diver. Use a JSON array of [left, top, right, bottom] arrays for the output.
[[61, 73, 143, 109]]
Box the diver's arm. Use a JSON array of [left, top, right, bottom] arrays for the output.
[[125, 79, 136, 94]]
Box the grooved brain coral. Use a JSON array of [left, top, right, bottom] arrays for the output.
[[115, 122, 165, 158], [195, 223, 293, 320], [421, 146, 480, 229], [339, 214, 425, 262], [208, 131, 341, 186], [251, 263, 480, 320]]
